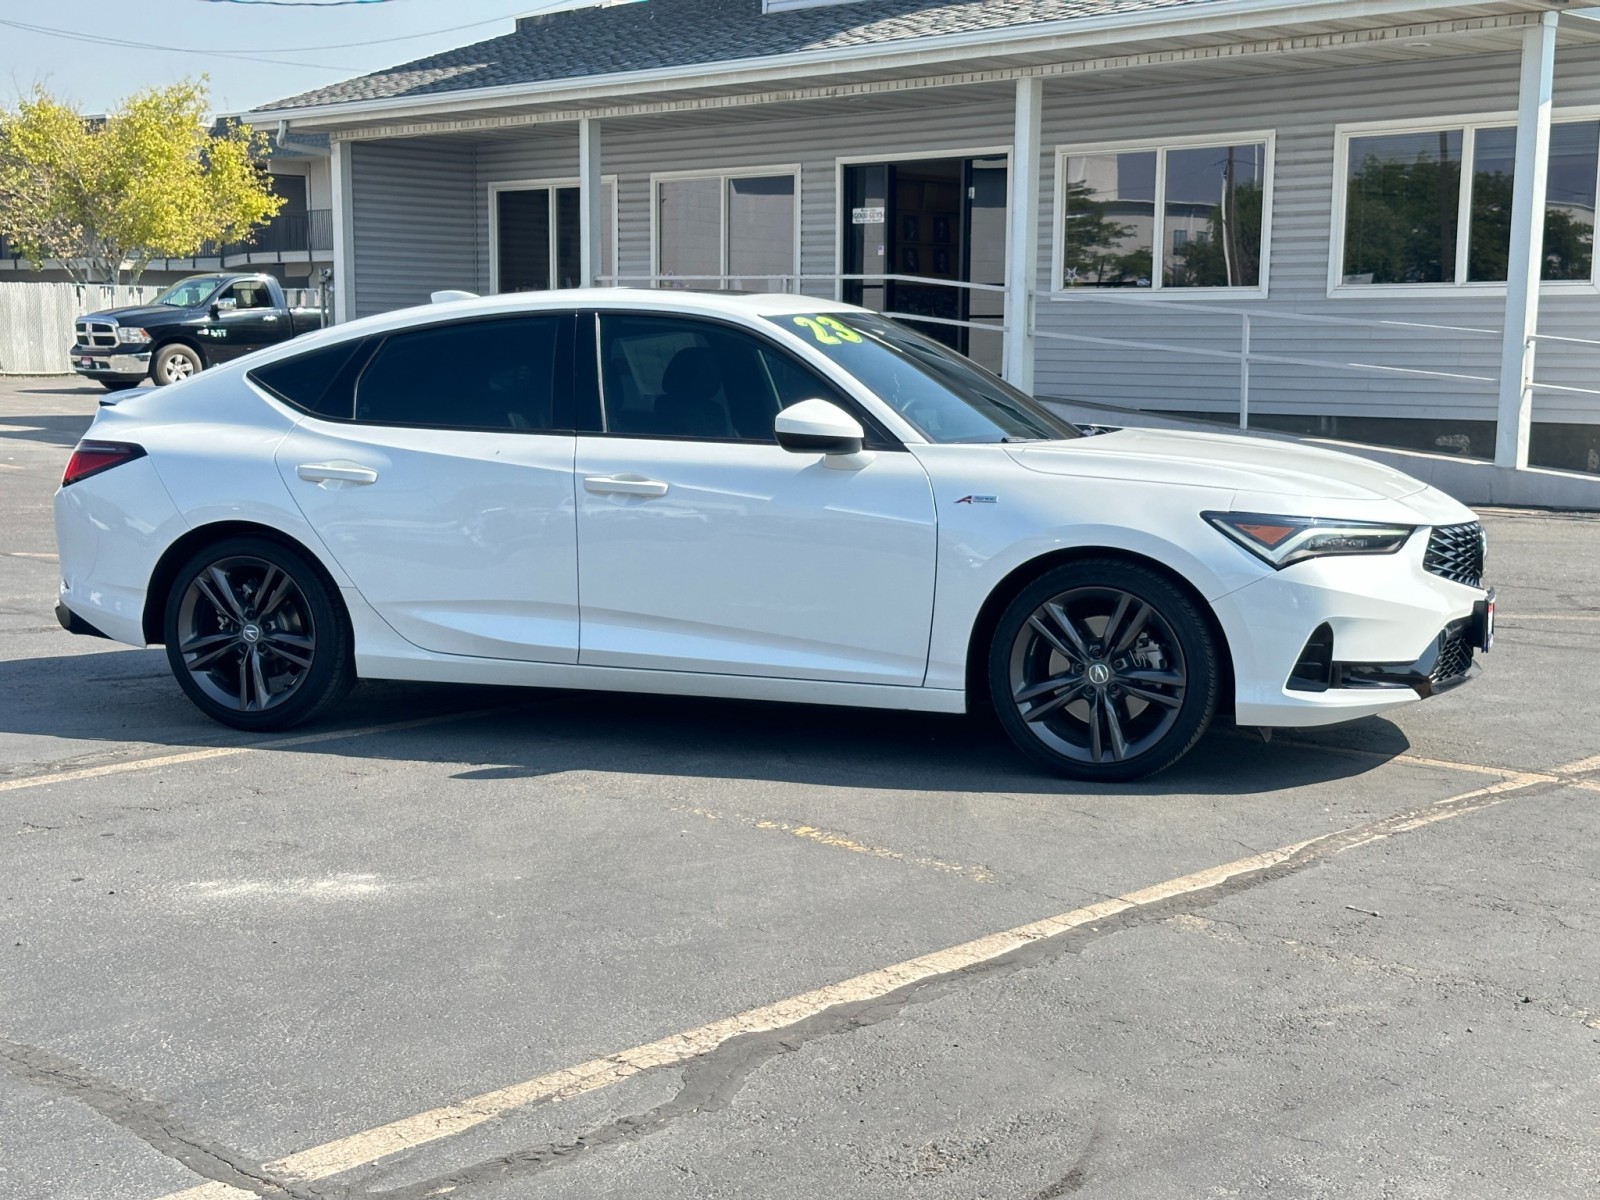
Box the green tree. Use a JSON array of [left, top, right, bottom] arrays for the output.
[[1168, 181, 1264, 288], [1059, 179, 1144, 287], [0, 80, 283, 285], [1342, 149, 1461, 284]]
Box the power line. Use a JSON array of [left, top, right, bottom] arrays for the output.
[[0, 18, 362, 70], [0, 4, 567, 65]]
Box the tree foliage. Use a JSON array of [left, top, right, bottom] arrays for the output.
[[0, 79, 283, 284]]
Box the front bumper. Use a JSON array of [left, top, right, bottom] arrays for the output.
[[1213, 529, 1491, 728], [70, 347, 150, 381]]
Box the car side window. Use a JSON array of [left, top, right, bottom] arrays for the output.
[[248, 339, 373, 419], [354, 315, 569, 432], [600, 315, 798, 442], [226, 281, 272, 310]]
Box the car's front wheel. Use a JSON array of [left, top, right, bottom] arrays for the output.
[[152, 343, 202, 386], [162, 536, 354, 731], [989, 559, 1220, 782]]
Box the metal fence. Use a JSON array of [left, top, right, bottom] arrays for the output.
[[0, 281, 323, 376]]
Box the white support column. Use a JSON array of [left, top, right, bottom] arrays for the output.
[[1004, 76, 1044, 392], [579, 118, 603, 288], [329, 137, 355, 324], [1495, 11, 1558, 470]]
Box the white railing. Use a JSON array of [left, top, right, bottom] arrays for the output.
[[598, 272, 1010, 337], [1528, 331, 1600, 399], [1035, 290, 1498, 430]]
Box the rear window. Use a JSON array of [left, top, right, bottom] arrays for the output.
[[248, 339, 370, 419]]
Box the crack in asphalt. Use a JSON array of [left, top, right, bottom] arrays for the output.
[[0, 1037, 318, 1200], [352, 776, 1569, 1199]]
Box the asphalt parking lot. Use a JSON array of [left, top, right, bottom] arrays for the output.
[[3, 375, 1599, 1200]]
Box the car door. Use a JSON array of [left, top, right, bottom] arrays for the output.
[[205, 280, 294, 362], [574, 311, 938, 685], [272, 312, 581, 663]]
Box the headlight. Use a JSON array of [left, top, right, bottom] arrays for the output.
[[1203, 511, 1416, 568], [116, 327, 151, 345]]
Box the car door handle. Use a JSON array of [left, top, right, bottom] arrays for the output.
[[584, 474, 669, 497], [298, 462, 379, 486], [263, 315, 279, 322]]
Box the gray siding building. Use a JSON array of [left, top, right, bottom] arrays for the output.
[[251, 0, 1600, 501]]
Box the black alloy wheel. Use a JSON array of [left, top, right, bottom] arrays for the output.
[[163, 537, 353, 731], [989, 559, 1219, 781]]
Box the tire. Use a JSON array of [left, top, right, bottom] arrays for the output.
[[988, 558, 1220, 782], [98, 379, 140, 392], [162, 536, 354, 731], [151, 343, 203, 386]]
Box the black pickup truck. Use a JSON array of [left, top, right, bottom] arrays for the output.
[[71, 273, 326, 391]]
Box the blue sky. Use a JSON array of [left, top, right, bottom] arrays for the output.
[[0, 0, 590, 116]]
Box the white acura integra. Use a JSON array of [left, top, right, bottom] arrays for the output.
[[54, 291, 1493, 781]]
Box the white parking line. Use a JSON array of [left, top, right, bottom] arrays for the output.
[[0, 705, 536, 795], [147, 764, 1563, 1200]]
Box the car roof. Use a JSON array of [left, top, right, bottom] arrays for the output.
[[326, 288, 855, 341]]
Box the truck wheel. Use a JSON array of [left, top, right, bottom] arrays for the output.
[[152, 344, 202, 386], [98, 380, 140, 392]]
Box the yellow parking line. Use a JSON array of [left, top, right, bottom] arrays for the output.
[[0, 705, 535, 795], [686, 806, 993, 882], [147, 768, 1555, 1199]]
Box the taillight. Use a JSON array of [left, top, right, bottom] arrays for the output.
[[62, 441, 146, 487]]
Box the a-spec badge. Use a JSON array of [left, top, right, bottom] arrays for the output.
[[954, 495, 998, 505]]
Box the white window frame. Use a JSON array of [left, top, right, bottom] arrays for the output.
[[650, 164, 801, 288], [1051, 130, 1276, 299], [487, 175, 619, 293], [1328, 109, 1600, 299]]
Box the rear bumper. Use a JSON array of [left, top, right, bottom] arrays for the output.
[[70, 347, 150, 382], [55, 602, 110, 640]]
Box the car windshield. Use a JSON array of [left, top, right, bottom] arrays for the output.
[[154, 276, 226, 308], [767, 312, 1079, 444]]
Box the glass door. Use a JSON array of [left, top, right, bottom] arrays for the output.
[[841, 156, 1007, 372]]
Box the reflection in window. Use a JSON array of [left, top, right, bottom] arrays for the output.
[[1343, 130, 1463, 285], [1061, 150, 1155, 288], [1343, 121, 1598, 286], [1164, 143, 1266, 288], [1060, 142, 1267, 290]]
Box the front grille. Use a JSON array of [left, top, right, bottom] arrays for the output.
[[1424, 522, 1485, 588], [1431, 622, 1474, 686], [75, 320, 117, 349]]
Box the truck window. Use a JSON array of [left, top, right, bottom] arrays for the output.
[[227, 281, 274, 310]]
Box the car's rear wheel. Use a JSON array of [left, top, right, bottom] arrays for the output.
[[162, 537, 353, 731], [989, 559, 1219, 782], [152, 343, 202, 386]]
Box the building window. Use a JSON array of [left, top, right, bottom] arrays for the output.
[[1336, 119, 1598, 288], [1057, 137, 1270, 291], [654, 169, 798, 289], [491, 180, 616, 293]]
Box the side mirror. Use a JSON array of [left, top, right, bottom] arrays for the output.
[[775, 399, 867, 466], [212, 297, 238, 317]]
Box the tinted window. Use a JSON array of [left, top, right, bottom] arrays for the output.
[[768, 312, 1077, 444], [355, 316, 566, 431], [249, 339, 371, 419], [226, 280, 274, 309], [601, 315, 803, 441]]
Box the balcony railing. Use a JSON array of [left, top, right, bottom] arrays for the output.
[[0, 210, 332, 269]]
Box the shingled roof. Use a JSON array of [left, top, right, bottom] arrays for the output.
[[258, 0, 1220, 113]]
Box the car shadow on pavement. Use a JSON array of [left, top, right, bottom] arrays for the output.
[[3, 647, 1415, 798], [0, 413, 97, 447]]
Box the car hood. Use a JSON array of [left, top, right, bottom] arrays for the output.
[[78, 305, 183, 326], [1007, 427, 1431, 504]]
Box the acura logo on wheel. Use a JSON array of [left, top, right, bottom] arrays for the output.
[[1086, 662, 1112, 685]]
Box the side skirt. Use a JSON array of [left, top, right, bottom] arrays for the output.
[[354, 651, 967, 714]]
